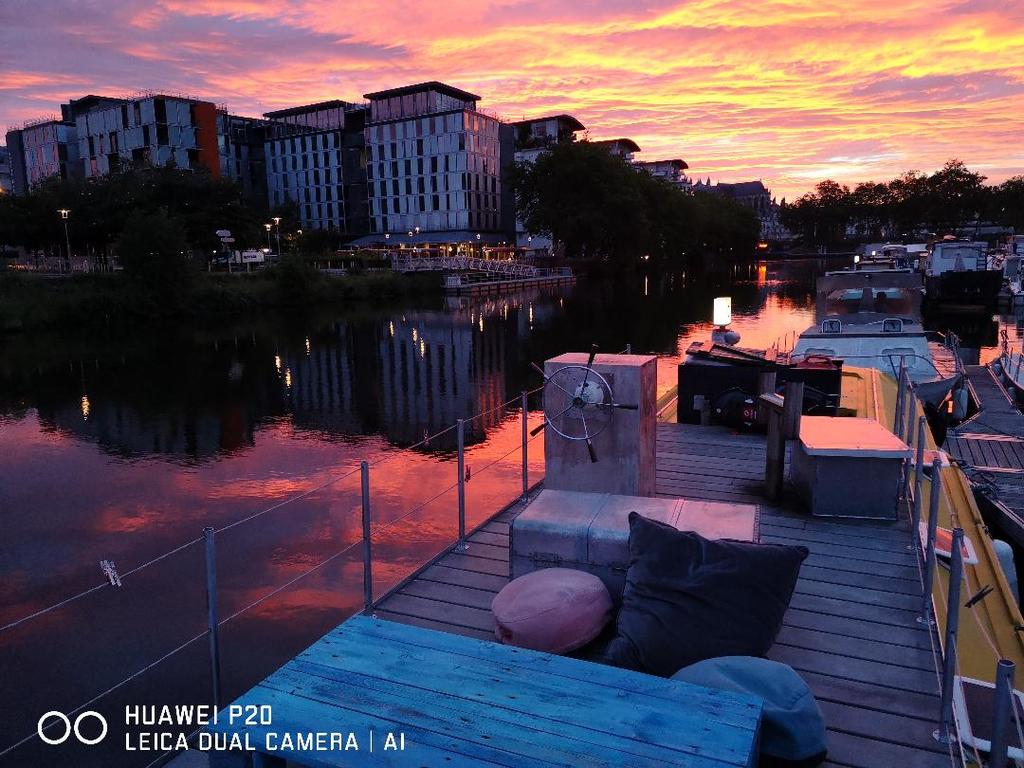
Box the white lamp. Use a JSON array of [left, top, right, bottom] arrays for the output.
[[711, 296, 740, 345], [713, 296, 732, 327]]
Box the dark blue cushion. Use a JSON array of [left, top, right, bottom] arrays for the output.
[[674, 656, 827, 766], [603, 512, 808, 677]]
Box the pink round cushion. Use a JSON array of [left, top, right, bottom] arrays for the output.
[[491, 568, 613, 654]]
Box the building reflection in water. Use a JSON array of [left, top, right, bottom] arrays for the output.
[[4, 285, 586, 463]]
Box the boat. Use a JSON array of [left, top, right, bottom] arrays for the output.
[[854, 242, 914, 270], [791, 268, 963, 408], [924, 238, 1002, 311], [998, 235, 1024, 310], [676, 341, 843, 427]]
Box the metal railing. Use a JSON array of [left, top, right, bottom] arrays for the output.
[[0, 385, 545, 763], [896, 368, 1019, 767], [393, 253, 543, 278]]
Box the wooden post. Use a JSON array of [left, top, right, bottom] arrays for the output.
[[757, 371, 777, 427], [782, 381, 804, 440], [760, 393, 786, 501]]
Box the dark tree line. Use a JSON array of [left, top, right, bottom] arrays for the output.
[[781, 160, 1024, 245], [509, 141, 760, 263], [0, 165, 291, 262]]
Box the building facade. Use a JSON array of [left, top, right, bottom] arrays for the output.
[[263, 101, 369, 234], [361, 82, 505, 242], [0, 146, 11, 195], [5, 117, 79, 194], [74, 94, 220, 180], [693, 179, 791, 241], [591, 138, 641, 162], [636, 158, 692, 193], [219, 113, 274, 202]]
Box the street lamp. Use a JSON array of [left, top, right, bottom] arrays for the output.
[[264, 223, 272, 252], [272, 217, 281, 257], [58, 209, 71, 272]]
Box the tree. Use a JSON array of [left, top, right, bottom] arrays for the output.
[[116, 209, 194, 309], [991, 176, 1024, 231], [509, 141, 758, 263]]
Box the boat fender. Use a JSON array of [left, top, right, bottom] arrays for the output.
[[992, 539, 1019, 604], [952, 385, 969, 422]]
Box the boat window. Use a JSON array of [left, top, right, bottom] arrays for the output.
[[820, 319, 841, 333], [882, 318, 903, 333], [882, 348, 917, 368]]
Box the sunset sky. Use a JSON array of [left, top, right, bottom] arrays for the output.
[[2, 0, 1022, 199]]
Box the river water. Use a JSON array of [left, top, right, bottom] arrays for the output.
[[0, 257, 1016, 766]]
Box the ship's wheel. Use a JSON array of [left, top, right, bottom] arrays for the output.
[[530, 345, 639, 462]]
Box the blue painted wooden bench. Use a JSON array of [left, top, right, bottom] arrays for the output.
[[209, 615, 762, 767]]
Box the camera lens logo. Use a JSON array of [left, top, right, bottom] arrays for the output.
[[37, 711, 107, 746]]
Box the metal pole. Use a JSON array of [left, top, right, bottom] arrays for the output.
[[520, 391, 528, 501], [920, 457, 943, 623], [203, 526, 222, 709], [894, 364, 906, 439], [360, 461, 372, 613], [990, 659, 1016, 768], [912, 415, 927, 536], [457, 418, 467, 550], [63, 219, 71, 272], [937, 527, 965, 743], [900, 383, 915, 500], [906, 383, 917, 444]]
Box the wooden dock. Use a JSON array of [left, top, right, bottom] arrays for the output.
[[374, 423, 954, 768], [946, 364, 1024, 545]]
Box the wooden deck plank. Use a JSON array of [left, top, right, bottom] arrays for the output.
[[781, 607, 934, 651], [774, 625, 935, 671], [793, 577, 921, 612], [824, 729, 952, 768], [380, 593, 494, 632], [761, 532, 918, 567], [415, 563, 510, 592], [768, 644, 938, 696], [373, 608, 495, 641], [435, 552, 510, 577], [400, 579, 498, 611], [796, 563, 921, 595], [818, 700, 948, 755], [796, 669, 940, 721]]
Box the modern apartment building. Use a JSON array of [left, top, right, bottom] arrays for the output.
[[219, 112, 274, 201], [0, 146, 11, 194], [637, 158, 692, 193], [510, 114, 586, 250], [74, 94, 220, 180], [5, 116, 80, 194], [592, 138, 641, 162], [361, 82, 505, 243], [263, 101, 369, 234]]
